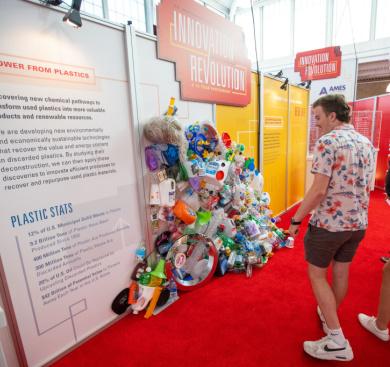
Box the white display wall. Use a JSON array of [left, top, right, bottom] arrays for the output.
[[0, 1, 143, 365], [131, 32, 214, 249]]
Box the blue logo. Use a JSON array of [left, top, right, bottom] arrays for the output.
[[320, 87, 327, 95]]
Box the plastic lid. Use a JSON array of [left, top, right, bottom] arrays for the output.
[[216, 170, 225, 180]]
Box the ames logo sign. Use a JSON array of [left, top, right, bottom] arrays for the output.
[[319, 85, 346, 95], [295, 46, 342, 81], [157, 0, 251, 106]]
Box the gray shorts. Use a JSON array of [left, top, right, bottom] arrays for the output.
[[304, 224, 366, 268]]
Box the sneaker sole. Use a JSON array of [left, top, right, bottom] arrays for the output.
[[304, 346, 353, 361]]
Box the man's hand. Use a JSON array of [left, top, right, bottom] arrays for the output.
[[288, 224, 300, 238]]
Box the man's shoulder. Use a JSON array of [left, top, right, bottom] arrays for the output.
[[353, 131, 375, 151], [316, 132, 337, 147]]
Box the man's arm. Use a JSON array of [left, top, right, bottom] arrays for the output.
[[288, 173, 330, 237]]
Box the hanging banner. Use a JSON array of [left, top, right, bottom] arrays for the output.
[[295, 46, 342, 81], [157, 0, 251, 106]]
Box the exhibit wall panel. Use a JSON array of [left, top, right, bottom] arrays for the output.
[[0, 1, 143, 366], [350, 98, 379, 146], [216, 73, 259, 168], [287, 86, 308, 208], [132, 33, 213, 249], [262, 77, 289, 215], [375, 95, 390, 188], [134, 35, 213, 125]]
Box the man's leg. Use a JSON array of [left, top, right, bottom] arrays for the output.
[[303, 263, 353, 360], [308, 263, 340, 329], [358, 261, 390, 341], [331, 261, 351, 308], [377, 261, 390, 330]]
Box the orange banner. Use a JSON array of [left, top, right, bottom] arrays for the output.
[[157, 0, 251, 106]]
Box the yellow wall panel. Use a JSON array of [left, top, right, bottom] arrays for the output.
[[216, 73, 259, 168], [287, 86, 308, 208], [262, 77, 288, 215]]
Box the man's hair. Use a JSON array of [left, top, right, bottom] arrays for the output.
[[312, 94, 351, 123]]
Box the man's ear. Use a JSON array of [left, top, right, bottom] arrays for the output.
[[329, 111, 337, 122]]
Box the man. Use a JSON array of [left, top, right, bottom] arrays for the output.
[[288, 94, 376, 361]]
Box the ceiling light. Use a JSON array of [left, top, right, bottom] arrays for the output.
[[280, 78, 288, 90], [274, 70, 283, 78], [63, 0, 83, 28], [298, 80, 311, 89]]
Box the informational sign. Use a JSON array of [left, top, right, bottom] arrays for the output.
[[262, 76, 289, 215], [295, 46, 342, 81], [287, 86, 308, 207], [216, 73, 259, 168], [0, 1, 142, 366], [157, 0, 251, 106]]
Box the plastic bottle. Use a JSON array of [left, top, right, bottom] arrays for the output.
[[169, 277, 178, 299]]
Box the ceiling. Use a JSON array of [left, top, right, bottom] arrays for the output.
[[203, 0, 270, 18], [358, 60, 390, 82]]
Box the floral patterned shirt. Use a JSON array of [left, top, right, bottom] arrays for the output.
[[310, 124, 376, 232]]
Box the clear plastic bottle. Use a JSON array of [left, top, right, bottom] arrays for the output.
[[169, 277, 178, 299]]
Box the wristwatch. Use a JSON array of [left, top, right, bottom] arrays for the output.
[[290, 218, 302, 225]]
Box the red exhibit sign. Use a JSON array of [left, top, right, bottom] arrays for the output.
[[295, 46, 342, 81], [157, 0, 251, 106]]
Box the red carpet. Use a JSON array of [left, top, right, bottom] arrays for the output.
[[51, 190, 390, 367]]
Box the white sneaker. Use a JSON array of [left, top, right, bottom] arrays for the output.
[[358, 313, 390, 341], [303, 336, 353, 361], [317, 305, 329, 334]]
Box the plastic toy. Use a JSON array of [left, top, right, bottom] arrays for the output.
[[145, 146, 160, 172], [165, 234, 218, 291], [150, 183, 161, 205], [143, 116, 182, 146], [155, 231, 172, 257], [111, 288, 130, 315], [221, 132, 232, 148], [150, 259, 167, 280], [144, 286, 163, 319], [159, 178, 176, 207], [173, 200, 197, 224], [165, 97, 176, 116], [131, 285, 156, 314], [126, 110, 290, 321], [152, 278, 179, 316], [203, 160, 231, 187], [128, 281, 139, 305]]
